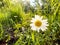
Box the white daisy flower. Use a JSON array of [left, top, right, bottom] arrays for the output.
[[30, 15, 49, 32]]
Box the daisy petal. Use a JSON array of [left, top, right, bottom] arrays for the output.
[[30, 15, 49, 32]]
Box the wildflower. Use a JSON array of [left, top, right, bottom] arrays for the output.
[[30, 15, 49, 32]]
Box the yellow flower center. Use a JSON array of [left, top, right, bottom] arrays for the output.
[[35, 20, 42, 27]]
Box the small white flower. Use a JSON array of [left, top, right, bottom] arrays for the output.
[[30, 15, 49, 32]]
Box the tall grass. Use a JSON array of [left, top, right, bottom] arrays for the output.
[[0, 0, 60, 45]]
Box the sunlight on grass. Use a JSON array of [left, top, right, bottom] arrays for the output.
[[0, 0, 60, 45]]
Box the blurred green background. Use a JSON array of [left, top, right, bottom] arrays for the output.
[[0, 0, 60, 45]]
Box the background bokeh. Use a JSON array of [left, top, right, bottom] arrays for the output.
[[0, 0, 60, 45]]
